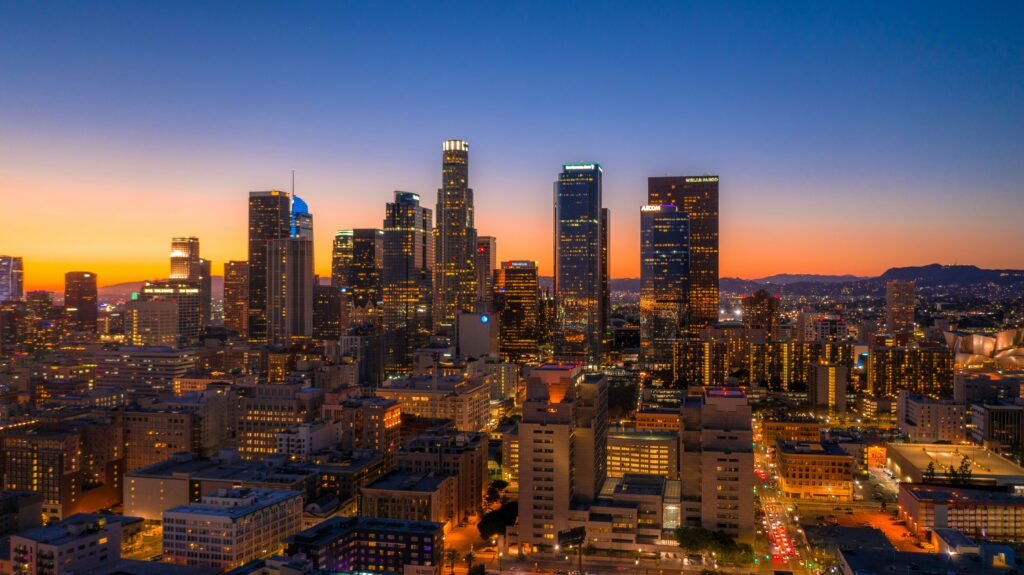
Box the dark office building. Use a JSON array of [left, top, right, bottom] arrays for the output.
[[647, 176, 719, 334], [331, 229, 384, 310], [64, 272, 98, 333], [314, 284, 342, 340], [382, 191, 433, 376], [554, 163, 606, 364], [247, 190, 291, 343], [640, 204, 689, 381]]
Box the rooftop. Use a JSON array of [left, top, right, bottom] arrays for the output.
[[888, 443, 1024, 479], [163, 488, 301, 519], [364, 472, 450, 493], [777, 440, 851, 457], [902, 483, 1024, 505], [285, 516, 442, 547]]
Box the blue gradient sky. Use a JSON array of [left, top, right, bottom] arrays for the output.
[[1, 1, 1021, 289]]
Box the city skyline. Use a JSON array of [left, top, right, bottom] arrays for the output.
[[3, 2, 1022, 291]]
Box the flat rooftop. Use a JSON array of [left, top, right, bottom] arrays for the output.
[[285, 516, 442, 547], [902, 484, 1024, 506], [888, 443, 1024, 478], [364, 472, 450, 493], [778, 440, 851, 457], [164, 488, 301, 519]]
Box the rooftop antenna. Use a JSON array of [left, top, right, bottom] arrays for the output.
[[291, 169, 296, 198]]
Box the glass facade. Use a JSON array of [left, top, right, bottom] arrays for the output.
[[434, 139, 477, 335], [247, 191, 291, 343], [640, 204, 689, 381], [383, 191, 433, 375], [554, 164, 605, 364]]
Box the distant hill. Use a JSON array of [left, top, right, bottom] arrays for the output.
[[749, 273, 865, 285], [878, 264, 1024, 286]]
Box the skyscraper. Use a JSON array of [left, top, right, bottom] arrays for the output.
[[640, 204, 689, 381], [313, 284, 342, 340], [741, 289, 780, 337], [647, 176, 719, 334], [64, 271, 98, 333], [169, 238, 211, 329], [383, 191, 433, 375], [554, 163, 606, 365], [434, 140, 477, 335], [267, 193, 315, 346], [223, 261, 248, 334], [331, 229, 384, 310], [494, 260, 539, 361], [474, 236, 496, 312], [169, 237, 200, 282], [886, 279, 916, 334], [139, 280, 202, 347], [0, 256, 24, 302], [247, 191, 291, 343]]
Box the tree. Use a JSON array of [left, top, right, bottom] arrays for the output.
[[923, 461, 937, 482], [445, 550, 458, 575], [464, 551, 475, 572], [958, 456, 973, 483], [478, 501, 518, 540]]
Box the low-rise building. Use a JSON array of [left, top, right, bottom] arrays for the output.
[[358, 472, 456, 530], [776, 441, 854, 501], [284, 516, 443, 575], [275, 421, 342, 461], [9, 514, 128, 575], [374, 374, 489, 432], [162, 488, 304, 570], [606, 429, 679, 480], [886, 443, 1024, 486], [899, 483, 1024, 541]]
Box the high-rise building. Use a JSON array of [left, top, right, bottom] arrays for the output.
[[169, 237, 200, 281], [515, 363, 608, 551], [247, 191, 292, 343], [64, 271, 98, 333], [331, 229, 384, 310], [382, 191, 433, 376], [886, 279, 916, 334], [267, 237, 314, 346], [0, 256, 24, 302], [474, 236, 496, 312], [808, 363, 849, 412], [494, 260, 539, 361], [313, 284, 342, 340], [223, 261, 249, 334], [640, 204, 689, 381], [125, 300, 179, 347], [679, 388, 754, 541], [169, 237, 211, 329], [139, 279, 202, 347], [647, 176, 719, 333], [434, 140, 477, 335], [741, 289, 780, 336], [554, 163, 606, 364]]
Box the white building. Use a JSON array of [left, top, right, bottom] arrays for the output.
[[162, 488, 303, 570], [275, 421, 341, 460]]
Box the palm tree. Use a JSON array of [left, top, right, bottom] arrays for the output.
[[465, 551, 475, 572], [446, 550, 459, 575]]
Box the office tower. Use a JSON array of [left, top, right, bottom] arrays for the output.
[[199, 257, 211, 326], [398, 431, 489, 523], [223, 261, 249, 334], [494, 260, 539, 361], [434, 139, 477, 335], [808, 363, 849, 412], [742, 288, 780, 336], [867, 344, 953, 398], [139, 280, 202, 347], [382, 191, 433, 376], [679, 388, 754, 541], [64, 271, 98, 333], [125, 299, 179, 347], [886, 279, 916, 334], [170, 237, 211, 330], [267, 237, 314, 345], [313, 284, 342, 340], [331, 229, 384, 310], [456, 311, 498, 359], [169, 237, 200, 280], [474, 236, 496, 312], [647, 176, 719, 333], [235, 383, 324, 458], [600, 207, 610, 350], [640, 204, 690, 381], [247, 191, 291, 343], [554, 163, 606, 364], [0, 256, 24, 301]]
